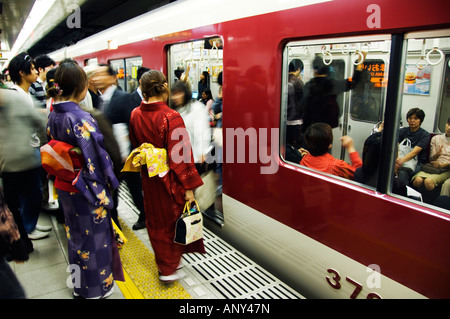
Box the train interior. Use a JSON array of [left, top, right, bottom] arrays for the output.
[[168, 38, 225, 225], [282, 31, 450, 212]]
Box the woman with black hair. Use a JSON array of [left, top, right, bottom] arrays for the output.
[[45, 59, 124, 298]]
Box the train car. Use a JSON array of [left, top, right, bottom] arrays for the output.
[[49, 0, 450, 298]]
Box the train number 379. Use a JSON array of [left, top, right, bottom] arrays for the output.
[[326, 268, 382, 299]]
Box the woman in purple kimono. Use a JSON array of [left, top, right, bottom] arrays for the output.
[[45, 60, 123, 299]]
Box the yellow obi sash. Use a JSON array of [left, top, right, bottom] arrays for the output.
[[121, 143, 169, 177]]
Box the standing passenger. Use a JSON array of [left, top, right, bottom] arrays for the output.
[[302, 54, 365, 133], [286, 59, 304, 149], [3, 52, 48, 243], [197, 71, 210, 99], [29, 54, 55, 110], [45, 60, 123, 298], [171, 80, 216, 212], [93, 65, 132, 224], [129, 70, 205, 283], [120, 66, 150, 230], [30, 54, 56, 214]]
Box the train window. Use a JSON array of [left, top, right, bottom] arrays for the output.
[[85, 58, 98, 66], [392, 31, 450, 211], [109, 56, 143, 93], [281, 36, 391, 189], [167, 38, 223, 101]]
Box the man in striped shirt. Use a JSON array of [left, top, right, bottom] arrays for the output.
[[29, 54, 55, 109]]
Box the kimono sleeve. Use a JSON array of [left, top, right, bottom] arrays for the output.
[[68, 114, 119, 209]]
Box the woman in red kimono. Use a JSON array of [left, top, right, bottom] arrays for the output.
[[129, 70, 204, 283]]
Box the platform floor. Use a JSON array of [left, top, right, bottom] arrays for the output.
[[7, 183, 304, 299]]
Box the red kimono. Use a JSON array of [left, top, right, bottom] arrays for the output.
[[129, 101, 205, 276]]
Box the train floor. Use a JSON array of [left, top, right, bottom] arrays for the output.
[[7, 183, 304, 300]]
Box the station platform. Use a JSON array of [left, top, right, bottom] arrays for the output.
[[8, 183, 304, 300]]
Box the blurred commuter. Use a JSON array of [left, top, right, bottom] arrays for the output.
[[302, 53, 366, 133], [286, 59, 304, 149], [198, 71, 210, 99], [129, 70, 205, 283], [93, 64, 146, 230], [120, 66, 150, 230], [30, 55, 56, 213], [200, 88, 215, 125], [45, 60, 123, 298], [354, 131, 383, 187], [2, 52, 48, 243], [301, 122, 362, 179], [78, 65, 97, 112], [171, 80, 217, 212], [0, 187, 29, 299], [212, 71, 223, 191], [0, 73, 8, 89], [174, 67, 184, 82], [171, 81, 213, 166]]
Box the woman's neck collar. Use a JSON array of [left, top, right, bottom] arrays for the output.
[[144, 96, 165, 103]]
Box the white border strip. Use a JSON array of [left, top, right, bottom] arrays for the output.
[[50, 0, 331, 60]]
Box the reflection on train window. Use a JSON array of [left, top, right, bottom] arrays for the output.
[[109, 56, 143, 93], [167, 37, 225, 225], [350, 59, 385, 123], [393, 34, 450, 212], [281, 37, 391, 190]]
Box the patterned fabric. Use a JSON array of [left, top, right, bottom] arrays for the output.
[[129, 101, 204, 276], [122, 142, 169, 178], [40, 139, 84, 192], [47, 101, 123, 298], [301, 151, 362, 180], [0, 187, 20, 244]]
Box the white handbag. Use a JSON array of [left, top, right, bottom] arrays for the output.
[[174, 200, 203, 245], [398, 138, 418, 171]]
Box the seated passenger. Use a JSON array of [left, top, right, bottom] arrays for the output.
[[354, 131, 383, 187], [300, 122, 362, 179], [394, 108, 430, 194], [412, 117, 450, 192]]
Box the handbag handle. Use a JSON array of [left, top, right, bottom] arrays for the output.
[[183, 199, 200, 216]]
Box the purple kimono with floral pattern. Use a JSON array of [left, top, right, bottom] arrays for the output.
[[47, 101, 124, 298]]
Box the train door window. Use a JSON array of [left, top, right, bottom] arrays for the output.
[[109, 59, 125, 91], [392, 31, 450, 212], [167, 38, 223, 101], [281, 36, 391, 189], [85, 58, 98, 66], [167, 37, 224, 224], [125, 57, 143, 93], [109, 57, 143, 93]]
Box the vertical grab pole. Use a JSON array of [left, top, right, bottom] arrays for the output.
[[377, 34, 405, 194]]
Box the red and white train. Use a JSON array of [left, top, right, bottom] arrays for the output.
[[49, 0, 450, 298]]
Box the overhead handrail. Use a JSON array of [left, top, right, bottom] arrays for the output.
[[426, 47, 444, 66], [322, 45, 333, 65]]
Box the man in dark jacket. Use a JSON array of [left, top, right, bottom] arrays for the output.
[[93, 64, 148, 230]]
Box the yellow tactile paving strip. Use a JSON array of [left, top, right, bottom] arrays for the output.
[[116, 218, 192, 299]]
